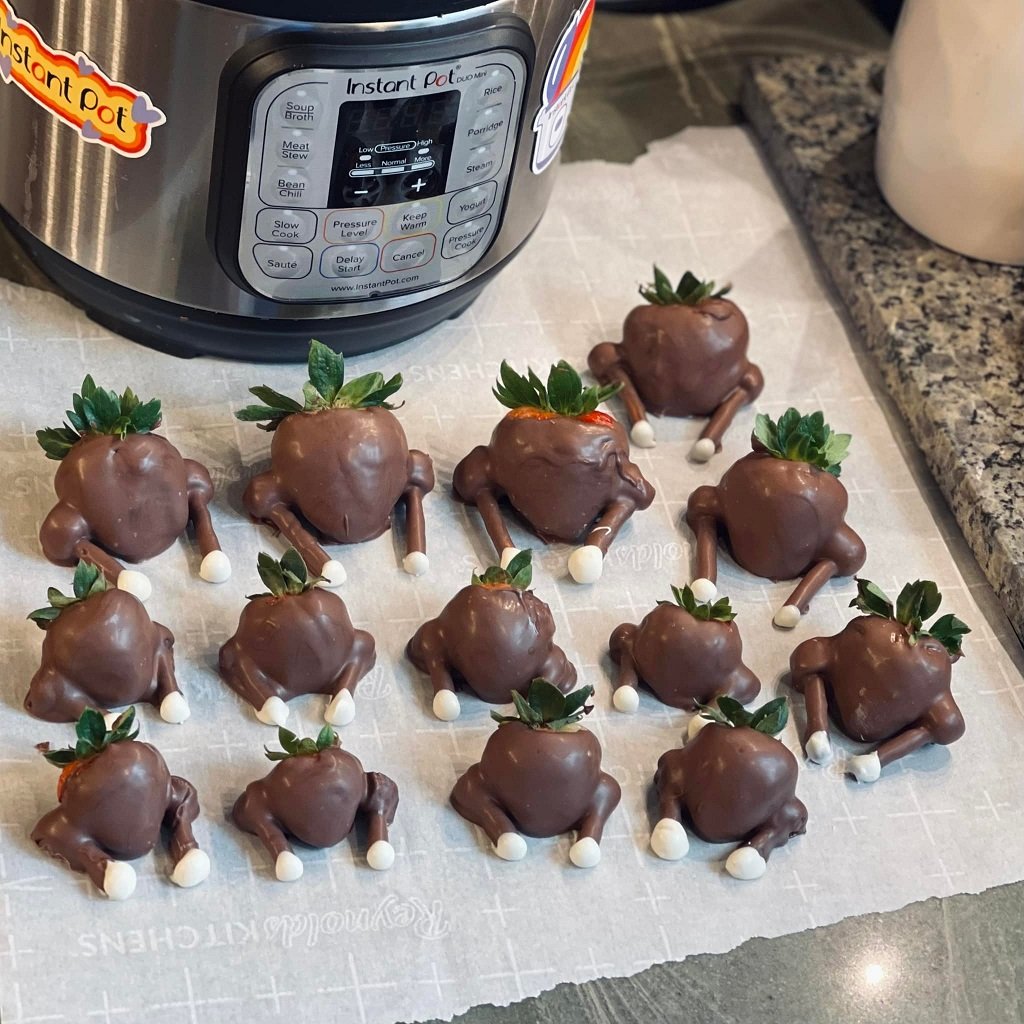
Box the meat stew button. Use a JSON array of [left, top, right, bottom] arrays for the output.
[[442, 216, 492, 259], [381, 235, 436, 272], [254, 244, 313, 279]]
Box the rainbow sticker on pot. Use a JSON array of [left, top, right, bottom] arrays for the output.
[[0, 0, 165, 158], [531, 0, 595, 174]]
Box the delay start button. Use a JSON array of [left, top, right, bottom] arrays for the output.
[[442, 216, 492, 259], [320, 244, 379, 278], [381, 234, 436, 273]]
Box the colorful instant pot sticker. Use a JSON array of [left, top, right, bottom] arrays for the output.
[[531, 0, 595, 174], [0, 0, 165, 158]]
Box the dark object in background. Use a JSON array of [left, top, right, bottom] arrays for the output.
[[869, 0, 903, 29], [596, 0, 726, 10]]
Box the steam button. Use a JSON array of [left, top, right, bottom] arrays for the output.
[[459, 145, 499, 186]]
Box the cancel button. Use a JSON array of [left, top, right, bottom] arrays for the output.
[[442, 215, 492, 259]]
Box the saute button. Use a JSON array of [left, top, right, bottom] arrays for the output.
[[459, 145, 499, 186], [448, 181, 497, 224], [320, 244, 379, 278], [463, 105, 508, 147], [256, 209, 317, 244], [277, 88, 323, 129], [324, 209, 384, 243], [254, 244, 313, 279], [392, 201, 440, 235], [442, 216, 492, 259], [381, 235, 436, 273]]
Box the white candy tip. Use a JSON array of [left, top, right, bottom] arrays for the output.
[[725, 845, 767, 880], [402, 551, 429, 577], [495, 832, 528, 862], [690, 578, 718, 604], [117, 569, 151, 603], [630, 420, 656, 448], [773, 604, 802, 629], [569, 836, 602, 869], [568, 544, 604, 584], [499, 547, 521, 570], [366, 840, 395, 872], [687, 713, 713, 741], [103, 860, 137, 900], [159, 692, 190, 725], [199, 549, 231, 584], [256, 695, 289, 727], [650, 818, 689, 861], [275, 850, 304, 882], [805, 730, 833, 765], [432, 690, 461, 721], [690, 437, 717, 463], [848, 751, 882, 783], [325, 688, 355, 726], [612, 686, 640, 714], [170, 848, 210, 889], [318, 559, 347, 588]]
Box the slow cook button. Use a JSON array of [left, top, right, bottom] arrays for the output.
[[460, 146, 499, 186], [448, 181, 498, 224], [255, 209, 317, 244], [277, 87, 323, 129], [253, 244, 313, 279], [324, 209, 384, 243], [464, 105, 508, 147], [442, 216, 492, 259], [320, 244, 379, 278], [392, 201, 439, 235], [381, 234, 436, 273]]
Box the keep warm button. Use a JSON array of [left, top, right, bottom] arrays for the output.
[[442, 216, 492, 259], [381, 234, 436, 273]]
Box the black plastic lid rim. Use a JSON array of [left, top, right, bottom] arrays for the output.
[[188, 0, 495, 23]]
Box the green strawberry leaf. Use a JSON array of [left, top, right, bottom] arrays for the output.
[[752, 407, 851, 476], [471, 550, 534, 591]]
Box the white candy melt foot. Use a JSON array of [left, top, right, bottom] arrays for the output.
[[630, 419, 656, 448], [199, 549, 231, 584], [569, 836, 601, 869], [103, 860, 137, 900], [117, 569, 151, 603], [687, 714, 712, 741], [568, 545, 603, 584], [159, 692, 190, 725], [325, 689, 356, 726], [275, 850, 304, 882], [805, 730, 833, 765], [612, 686, 640, 714], [170, 848, 210, 888], [494, 832, 527, 862], [256, 696, 289, 727], [690, 437, 717, 463], [848, 751, 882, 783], [318, 559, 346, 588], [650, 818, 689, 861], [725, 845, 767, 880], [499, 547, 521, 570], [690, 578, 717, 604], [433, 690, 461, 721], [773, 604, 802, 629], [403, 551, 429, 577], [366, 840, 395, 871]]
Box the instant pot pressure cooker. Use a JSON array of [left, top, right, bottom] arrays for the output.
[[0, 0, 595, 359]]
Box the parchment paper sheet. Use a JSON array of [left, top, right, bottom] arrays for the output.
[[1, 128, 1023, 1024]]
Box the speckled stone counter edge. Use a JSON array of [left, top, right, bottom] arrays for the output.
[[742, 55, 1024, 641]]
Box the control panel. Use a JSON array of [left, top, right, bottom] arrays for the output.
[[236, 49, 528, 303]]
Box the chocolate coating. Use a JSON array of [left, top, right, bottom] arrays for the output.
[[407, 583, 576, 703], [610, 603, 759, 709], [25, 589, 178, 722]]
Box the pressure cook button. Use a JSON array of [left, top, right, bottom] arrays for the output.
[[392, 201, 440, 235], [442, 216, 492, 259], [324, 209, 384, 243], [320, 244, 379, 278], [255, 209, 317, 244], [275, 129, 314, 164], [254, 244, 313, 279], [277, 88, 322, 129], [460, 146, 499, 186], [473, 67, 514, 108], [266, 167, 311, 203], [448, 181, 498, 224], [381, 234, 436, 273], [464, 106, 508, 147]]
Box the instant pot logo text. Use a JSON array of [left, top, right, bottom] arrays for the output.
[[0, 0, 165, 157], [345, 64, 487, 96], [532, 0, 595, 174]]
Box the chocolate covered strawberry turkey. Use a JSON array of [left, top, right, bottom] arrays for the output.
[[652, 697, 807, 880], [454, 361, 655, 584], [686, 408, 866, 626], [791, 578, 969, 782], [609, 584, 759, 714], [32, 708, 210, 899], [37, 376, 228, 601], [407, 550, 576, 720], [589, 268, 763, 457], [25, 561, 188, 724], [219, 549, 375, 728], [232, 726, 398, 880], [236, 341, 434, 586], [451, 681, 620, 867]]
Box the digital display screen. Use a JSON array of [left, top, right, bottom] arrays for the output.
[[328, 91, 461, 209]]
